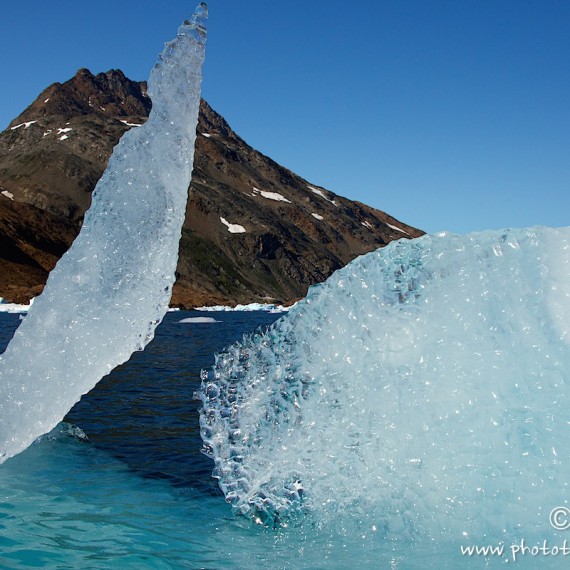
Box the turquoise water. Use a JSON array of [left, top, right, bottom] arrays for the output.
[[0, 425, 452, 570], [0, 311, 566, 568]]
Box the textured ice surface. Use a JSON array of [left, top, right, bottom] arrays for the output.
[[0, 4, 207, 463], [199, 227, 570, 540]]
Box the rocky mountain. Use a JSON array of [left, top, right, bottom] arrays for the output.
[[0, 69, 423, 308]]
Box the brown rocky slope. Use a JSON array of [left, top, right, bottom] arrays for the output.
[[0, 69, 423, 308]]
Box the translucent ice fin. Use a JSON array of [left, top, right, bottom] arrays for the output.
[[0, 4, 207, 463]]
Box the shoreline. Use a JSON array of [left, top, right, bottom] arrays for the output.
[[0, 298, 293, 315]]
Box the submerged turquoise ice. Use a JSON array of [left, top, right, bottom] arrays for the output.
[[199, 227, 570, 544]]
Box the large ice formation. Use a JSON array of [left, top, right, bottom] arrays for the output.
[[199, 227, 570, 540], [0, 4, 207, 463]]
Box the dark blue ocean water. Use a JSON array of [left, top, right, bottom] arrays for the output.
[[64, 310, 282, 495]]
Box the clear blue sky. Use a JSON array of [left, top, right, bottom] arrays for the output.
[[0, 1, 568, 234]]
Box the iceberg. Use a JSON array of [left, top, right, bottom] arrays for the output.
[[0, 4, 207, 463], [199, 227, 570, 540], [178, 316, 220, 324]]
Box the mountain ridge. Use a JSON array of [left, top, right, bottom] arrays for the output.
[[0, 68, 424, 308]]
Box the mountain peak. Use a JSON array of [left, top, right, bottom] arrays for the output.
[[10, 68, 151, 128]]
